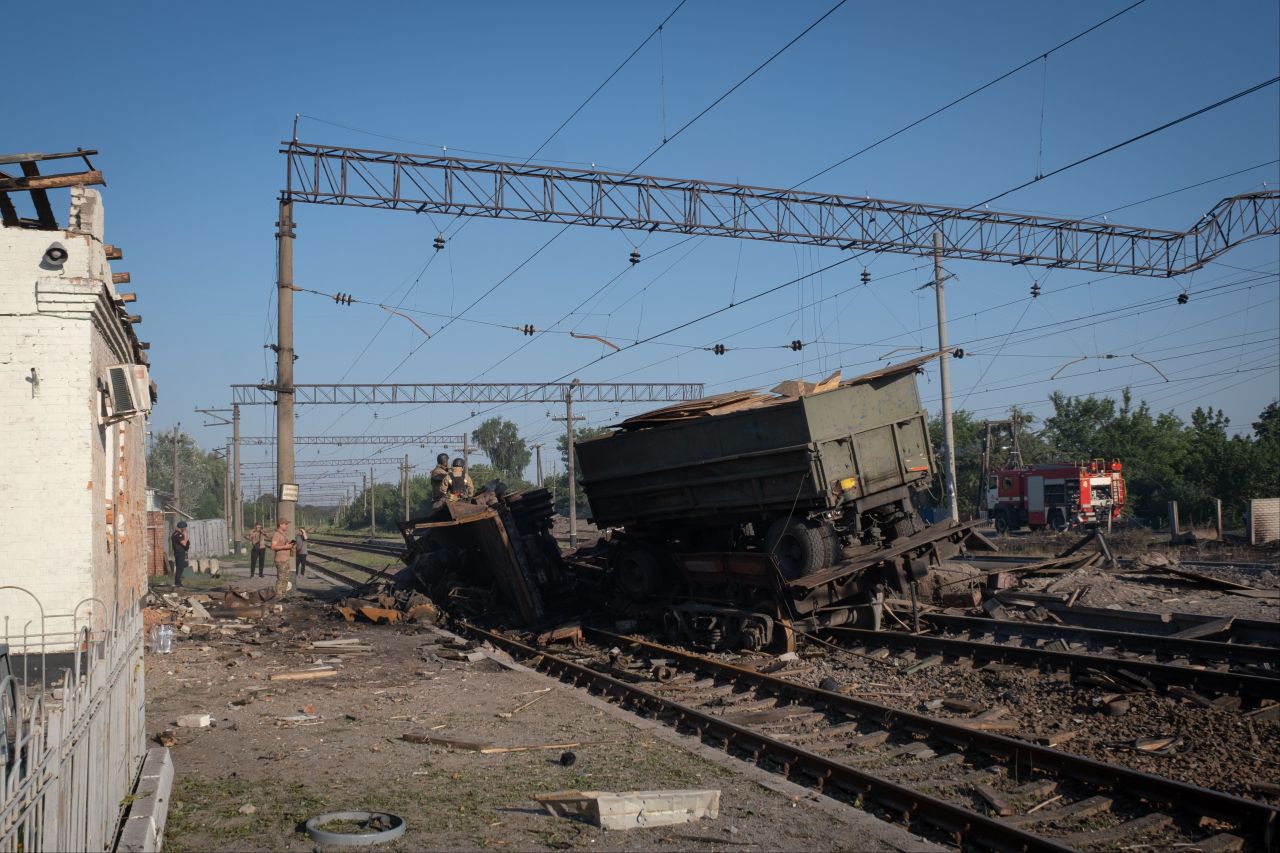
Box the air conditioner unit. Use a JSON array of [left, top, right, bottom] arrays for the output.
[[106, 364, 153, 421]]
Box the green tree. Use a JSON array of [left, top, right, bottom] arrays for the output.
[[551, 425, 609, 518], [1249, 401, 1280, 498], [471, 418, 531, 482], [147, 429, 226, 519]]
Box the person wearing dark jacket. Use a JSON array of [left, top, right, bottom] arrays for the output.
[[171, 521, 190, 588]]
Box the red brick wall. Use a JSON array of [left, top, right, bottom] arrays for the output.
[[145, 511, 168, 576]]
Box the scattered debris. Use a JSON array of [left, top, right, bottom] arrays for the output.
[[536, 789, 721, 830], [238, 803, 257, 815], [176, 714, 210, 728], [1133, 735, 1183, 754], [269, 667, 337, 682], [559, 751, 577, 767], [399, 734, 590, 754]]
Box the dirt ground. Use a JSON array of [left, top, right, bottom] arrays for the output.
[[149, 561, 936, 853]]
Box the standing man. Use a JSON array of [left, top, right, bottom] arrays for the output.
[[269, 518, 295, 597], [430, 452, 451, 502], [171, 521, 190, 588], [294, 527, 309, 577], [449, 458, 475, 499], [245, 522, 267, 578]]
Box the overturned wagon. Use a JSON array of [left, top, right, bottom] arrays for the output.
[[575, 355, 989, 649]]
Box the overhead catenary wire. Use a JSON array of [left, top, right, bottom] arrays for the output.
[[339, 1, 1159, 445]]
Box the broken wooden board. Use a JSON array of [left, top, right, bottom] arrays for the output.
[[269, 668, 337, 682], [400, 734, 583, 754]]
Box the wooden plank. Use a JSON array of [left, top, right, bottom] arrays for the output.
[[269, 668, 336, 682], [0, 168, 104, 192], [973, 783, 1013, 816], [19, 161, 56, 228], [1169, 615, 1235, 639], [0, 190, 18, 227], [903, 654, 944, 674], [1193, 833, 1244, 852], [1007, 794, 1112, 826], [1061, 812, 1171, 846]]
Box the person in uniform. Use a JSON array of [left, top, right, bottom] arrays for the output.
[[430, 452, 451, 502], [448, 458, 475, 500], [269, 518, 295, 597]]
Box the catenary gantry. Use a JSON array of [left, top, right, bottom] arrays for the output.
[[231, 382, 705, 405], [282, 141, 1280, 278]]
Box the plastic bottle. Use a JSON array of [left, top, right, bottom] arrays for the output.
[[151, 624, 174, 654]]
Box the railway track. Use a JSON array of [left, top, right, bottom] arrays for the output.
[[458, 623, 1277, 852], [822, 625, 1280, 702], [917, 612, 1278, 672], [309, 537, 404, 557], [967, 554, 1277, 572], [304, 548, 391, 589]]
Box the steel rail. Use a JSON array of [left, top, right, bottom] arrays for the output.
[[918, 612, 1278, 670], [988, 599, 1280, 647], [585, 628, 1278, 845], [300, 555, 366, 589], [826, 626, 1280, 700], [463, 624, 1076, 853], [964, 554, 1277, 572], [309, 538, 404, 557], [306, 548, 386, 576]]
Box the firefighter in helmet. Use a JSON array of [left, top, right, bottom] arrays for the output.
[[448, 457, 475, 500]]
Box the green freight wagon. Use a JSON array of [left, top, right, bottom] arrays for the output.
[[577, 357, 940, 581]]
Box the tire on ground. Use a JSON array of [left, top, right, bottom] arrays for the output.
[[766, 518, 830, 579]]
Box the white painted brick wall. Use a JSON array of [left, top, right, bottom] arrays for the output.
[[0, 190, 149, 643], [1250, 498, 1280, 546]]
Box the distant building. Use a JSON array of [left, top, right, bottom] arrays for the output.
[[0, 168, 154, 644]]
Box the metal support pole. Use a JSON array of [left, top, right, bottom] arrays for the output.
[[370, 465, 376, 535], [232, 404, 243, 553], [534, 444, 543, 488], [403, 455, 410, 521], [566, 386, 577, 549], [1214, 498, 1223, 540], [275, 198, 296, 530], [462, 433, 470, 474], [934, 231, 958, 523], [224, 443, 232, 553], [172, 423, 181, 511]]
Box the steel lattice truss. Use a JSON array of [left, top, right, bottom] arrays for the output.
[[239, 434, 465, 446], [232, 382, 705, 405], [238, 458, 405, 468], [283, 141, 1280, 278]]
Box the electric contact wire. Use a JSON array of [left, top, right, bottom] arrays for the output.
[[352, 49, 1276, 449], [368, 0, 1155, 431], [383, 262, 1274, 457], [377, 0, 842, 386], [699, 271, 1277, 395], [306, 0, 694, 442]]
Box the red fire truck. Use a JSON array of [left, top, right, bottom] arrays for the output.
[[985, 459, 1126, 533]]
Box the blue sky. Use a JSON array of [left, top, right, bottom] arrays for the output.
[[8, 1, 1279, 500]]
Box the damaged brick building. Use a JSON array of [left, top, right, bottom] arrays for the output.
[[0, 152, 155, 644]]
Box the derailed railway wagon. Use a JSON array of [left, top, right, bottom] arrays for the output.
[[573, 354, 990, 650]]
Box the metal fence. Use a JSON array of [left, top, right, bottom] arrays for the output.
[[0, 590, 146, 852]]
